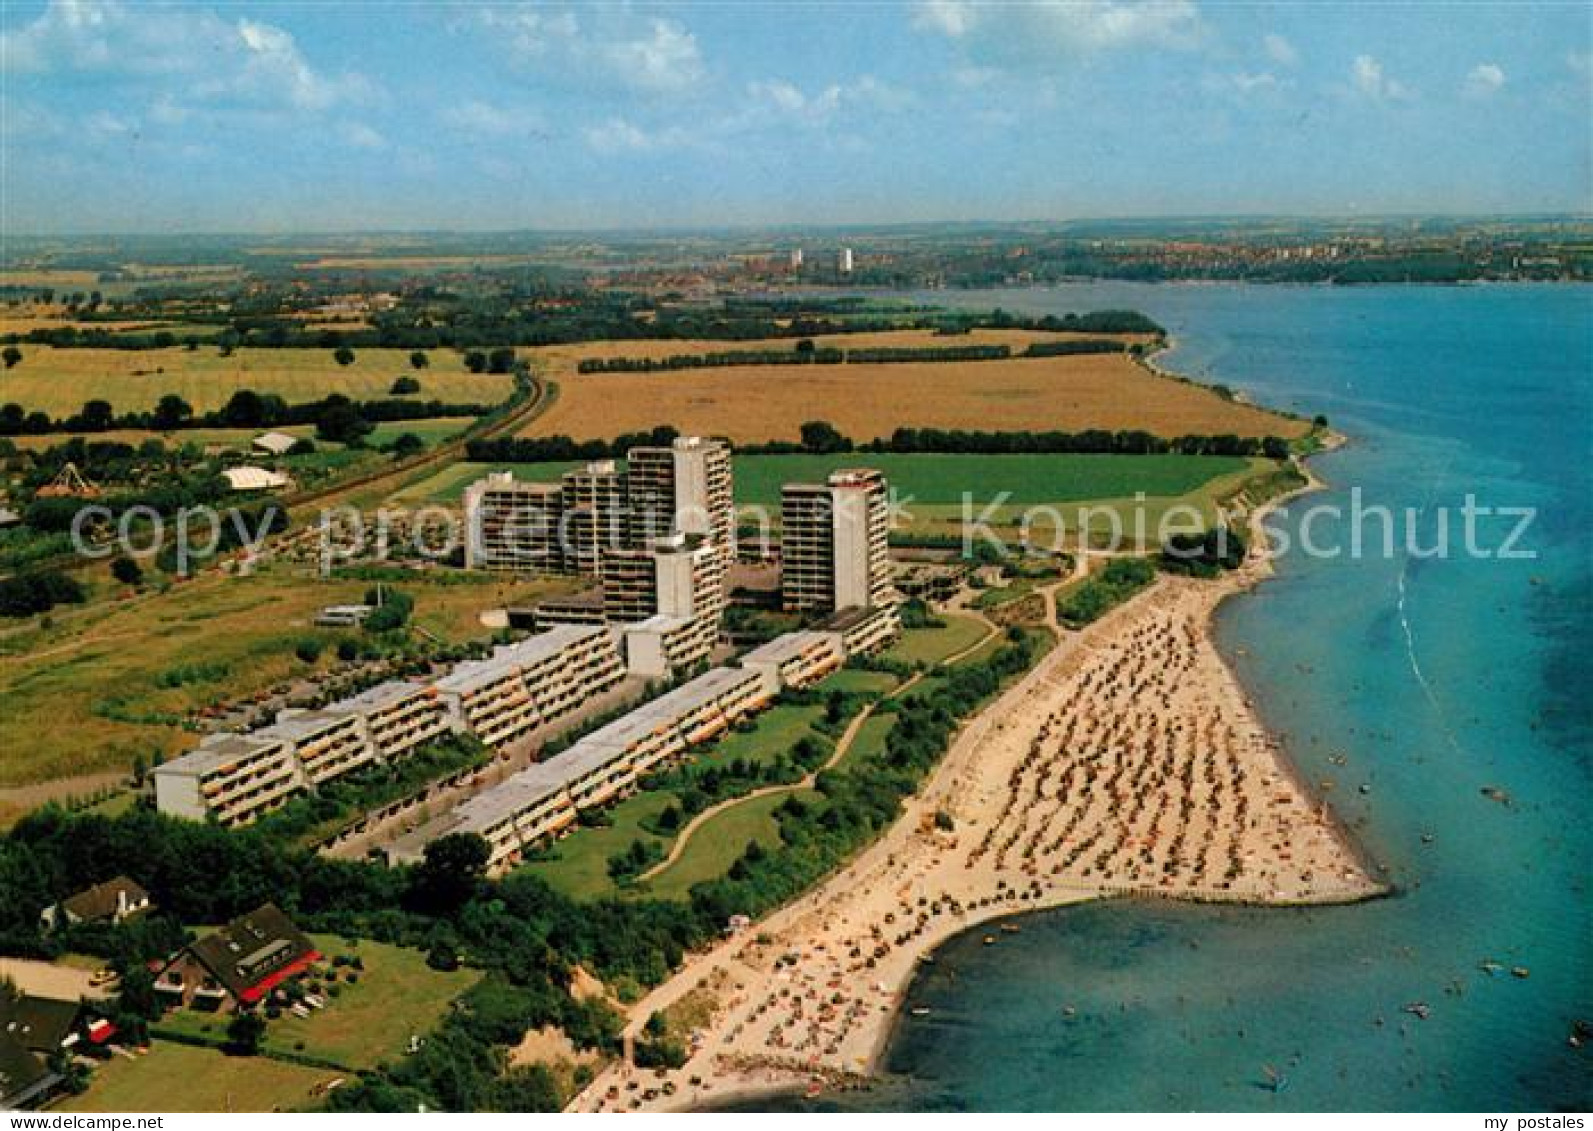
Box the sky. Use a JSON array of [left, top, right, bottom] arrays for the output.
[[2, 0, 1590, 233]]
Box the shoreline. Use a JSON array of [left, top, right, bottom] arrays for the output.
[[569, 430, 1386, 1113]]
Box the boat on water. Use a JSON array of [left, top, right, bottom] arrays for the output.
[[1262, 1065, 1289, 1093], [910, 1006, 932, 1018], [1403, 1002, 1431, 1020]]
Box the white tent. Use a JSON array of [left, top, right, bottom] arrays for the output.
[[251, 431, 298, 456], [222, 466, 291, 492]]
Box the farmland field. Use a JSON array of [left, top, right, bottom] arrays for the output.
[[0, 345, 513, 416], [389, 451, 1269, 546], [522, 329, 1300, 445], [395, 452, 1250, 508]]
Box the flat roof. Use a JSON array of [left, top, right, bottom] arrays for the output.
[[620, 613, 696, 636], [262, 708, 360, 744], [333, 679, 432, 713], [435, 625, 604, 694], [740, 631, 839, 666], [154, 732, 286, 778]]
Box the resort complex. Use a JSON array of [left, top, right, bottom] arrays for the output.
[[151, 441, 902, 848]]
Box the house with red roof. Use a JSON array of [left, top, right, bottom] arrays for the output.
[[153, 903, 319, 1013]]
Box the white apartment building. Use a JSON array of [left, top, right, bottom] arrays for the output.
[[740, 631, 846, 694], [463, 472, 565, 572], [153, 733, 304, 827], [436, 626, 624, 748], [781, 468, 895, 614]]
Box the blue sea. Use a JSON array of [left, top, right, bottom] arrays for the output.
[[771, 283, 1593, 1111]]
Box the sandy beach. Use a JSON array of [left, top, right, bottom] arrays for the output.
[[570, 457, 1383, 1112]]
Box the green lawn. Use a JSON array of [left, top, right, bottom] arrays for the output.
[[883, 614, 991, 667], [830, 713, 897, 773], [698, 703, 825, 772], [58, 1039, 335, 1113], [151, 936, 480, 1071], [814, 668, 900, 695], [641, 789, 804, 902], [390, 452, 1253, 512], [523, 790, 675, 901], [730, 452, 1251, 508]]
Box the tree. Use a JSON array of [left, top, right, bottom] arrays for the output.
[[463, 350, 487, 374], [408, 833, 490, 914], [294, 638, 324, 664], [389, 375, 421, 395], [226, 1012, 266, 1055], [334, 346, 356, 367], [487, 347, 516, 374], [111, 557, 144, 587], [316, 397, 373, 445], [799, 420, 850, 454], [76, 399, 115, 432], [151, 393, 193, 431], [409, 351, 429, 370], [389, 432, 425, 459], [2, 346, 21, 369]]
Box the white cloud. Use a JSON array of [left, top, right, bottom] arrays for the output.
[[1262, 33, 1297, 67], [744, 75, 912, 124], [1463, 62, 1505, 98], [913, 0, 978, 38], [1350, 54, 1410, 101], [476, 5, 705, 94], [583, 116, 690, 154], [1, 0, 370, 114], [1206, 70, 1282, 98], [340, 121, 387, 151], [912, 0, 1205, 59], [440, 99, 545, 138]]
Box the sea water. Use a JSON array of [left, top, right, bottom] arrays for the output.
[[770, 282, 1592, 1111]]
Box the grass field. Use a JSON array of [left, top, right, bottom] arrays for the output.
[[521, 329, 1300, 445], [0, 563, 569, 789], [57, 1039, 335, 1113], [523, 699, 833, 901], [526, 790, 675, 902], [813, 668, 899, 695], [390, 452, 1260, 535], [155, 935, 479, 1071], [882, 614, 992, 666], [643, 789, 805, 902], [0, 345, 513, 416], [697, 703, 826, 771]]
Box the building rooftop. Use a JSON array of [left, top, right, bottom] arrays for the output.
[[262, 707, 358, 744], [58, 876, 151, 924], [334, 679, 432, 713], [155, 732, 286, 779], [185, 903, 319, 1005], [435, 625, 604, 695], [740, 631, 839, 666]]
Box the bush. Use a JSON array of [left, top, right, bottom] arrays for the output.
[[295, 638, 325, 664], [390, 376, 421, 395]]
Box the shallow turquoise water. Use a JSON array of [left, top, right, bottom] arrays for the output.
[[761, 283, 1593, 1111]]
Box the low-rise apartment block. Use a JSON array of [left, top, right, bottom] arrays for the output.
[[740, 630, 846, 693], [388, 663, 772, 873], [153, 733, 303, 826], [436, 625, 624, 748], [619, 613, 717, 678]]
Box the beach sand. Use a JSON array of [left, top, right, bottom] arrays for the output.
[[570, 459, 1382, 1112]]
